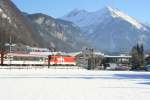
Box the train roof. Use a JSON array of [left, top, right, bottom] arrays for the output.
[[6, 52, 73, 57], [6, 53, 47, 57]]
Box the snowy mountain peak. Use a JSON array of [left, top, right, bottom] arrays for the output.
[[62, 6, 147, 30], [106, 6, 118, 11], [65, 9, 88, 17], [104, 6, 146, 30], [61, 6, 150, 52]]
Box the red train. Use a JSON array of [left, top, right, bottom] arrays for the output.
[[0, 52, 76, 66], [48, 55, 76, 65]]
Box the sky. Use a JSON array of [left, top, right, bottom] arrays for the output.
[[12, 0, 150, 23]]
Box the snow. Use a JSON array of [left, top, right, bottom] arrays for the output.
[[62, 9, 104, 27], [0, 69, 150, 100], [35, 17, 45, 24], [0, 8, 3, 12], [0, 7, 12, 24], [62, 6, 147, 31], [107, 6, 146, 30]]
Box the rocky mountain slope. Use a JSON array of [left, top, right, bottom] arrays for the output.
[[0, 0, 89, 52], [62, 6, 150, 52], [0, 0, 42, 46], [26, 13, 89, 52]]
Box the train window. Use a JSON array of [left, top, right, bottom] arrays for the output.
[[12, 56, 44, 61]]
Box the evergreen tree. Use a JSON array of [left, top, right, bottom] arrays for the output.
[[131, 43, 144, 70]]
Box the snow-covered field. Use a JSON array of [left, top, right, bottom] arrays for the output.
[[0, 68, 150, 100]]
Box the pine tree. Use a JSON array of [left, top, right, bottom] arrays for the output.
[[131, 43, 144, 70]]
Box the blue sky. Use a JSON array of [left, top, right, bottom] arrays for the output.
[[12, 0, 150, 23]]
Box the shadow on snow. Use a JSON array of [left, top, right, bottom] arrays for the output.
[[114, 74, 150, 79]]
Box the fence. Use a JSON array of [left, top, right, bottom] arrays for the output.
[[0, 65, 84, 69]]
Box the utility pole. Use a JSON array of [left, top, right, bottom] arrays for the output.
[[0, 50, 4, 66], [9, 35, 12, 53], [91, 48, 95, 69], [9, 35, 12, 65], [87, 48, 94, 70], [0, 31, 5, 66], [48, 55, 51, 68]]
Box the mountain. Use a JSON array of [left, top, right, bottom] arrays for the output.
[[0, 0, 89, 52], [145, 23, 150, 28], [0, 0, 42, 46], [26, 13, 90, 52], [62, 6, 150, 52]]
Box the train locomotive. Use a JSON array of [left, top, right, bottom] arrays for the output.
[[0, 52, 76, 66]]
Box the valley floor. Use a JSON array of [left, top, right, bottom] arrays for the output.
[[0, 68, 149, 100]]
